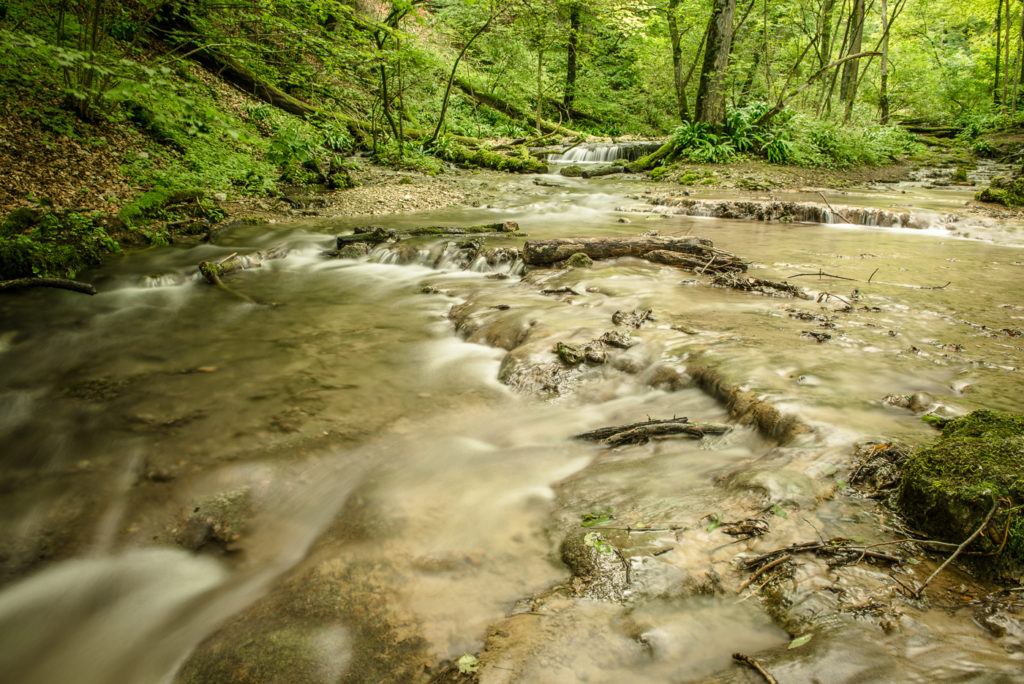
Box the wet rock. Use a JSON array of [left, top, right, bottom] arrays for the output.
[[557, 342, 586, 366], [563, 252, 593, 268], [801, 330, 832, 343], [599, 330, 634, 349], [337, 243, 370, 259], [612, 309, 652, 328], [559, 164, 584, 178], [176, 488, 252, 551], [560, 530, 629, 601]]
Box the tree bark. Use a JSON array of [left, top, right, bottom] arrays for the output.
[[522, 236, 746, 272], [819, 0, 836, 68], [996, 0, 1004, 104], [839, 0, 865, 102], [667, 0, 689, 120], [879, 0, 890, 123], [695, 0, 737, 128], [564, 3, 581, 111]]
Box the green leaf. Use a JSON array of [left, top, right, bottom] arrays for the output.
[[788, 634, 813, 649], [457, 653, 479, 674], [706, 514, 721, 532], [581, 507, 614, 527], [771, 504, 789, 519]]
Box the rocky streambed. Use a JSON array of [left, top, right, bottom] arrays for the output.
[[0, 179, 1022, 683]]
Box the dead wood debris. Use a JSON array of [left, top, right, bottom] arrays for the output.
[[743, 538, 904, 573], [575, 417, 731, 447], [731, 652, 779, 684], [712, 273, 811, 299], [849, 442, 911, 496]]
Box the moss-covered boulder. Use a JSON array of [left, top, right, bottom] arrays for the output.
[[898, 410, 1024, 576], [441, 144, 548, 174], [564, 252, 593, 268], [975, 175, 1024, 207], [559, 164, 584, 177]]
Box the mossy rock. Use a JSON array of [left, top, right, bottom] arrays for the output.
[[564, 252, 593, 268], [442, 144, 548, 174], [177, 488, 252, 551], [326, 157, 359, 189], [975, 176, 1024, 207], [898, 410, 1024, 577], [177, 622, 349, 684], [559, 164, 584, 177], [951, 166, 969, 183]]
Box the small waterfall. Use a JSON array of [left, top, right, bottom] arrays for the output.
[[369, 241, 524, 275], [547, 141, 663, 164], [623, 197, 962, 231]]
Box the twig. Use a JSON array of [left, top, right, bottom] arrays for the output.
[[738, 554, 791, 593], [732, 652, 778, 684], [788, 269, 858, 281], [818, 191, 853, 223], [868, 267, 879, 283], [914, 494, 998, 599]]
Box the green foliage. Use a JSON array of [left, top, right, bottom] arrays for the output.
[[457, 654, 479, 674], [0, 209, 119, 279], [580, 507, 614, 527], [976, 175, 1024, 206], [583, 531, 613, 555]]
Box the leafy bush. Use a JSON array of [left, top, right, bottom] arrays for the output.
[[0, 209, 119, 279]]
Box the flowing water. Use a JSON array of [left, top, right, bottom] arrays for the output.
[[1, 172, 1023, 682]]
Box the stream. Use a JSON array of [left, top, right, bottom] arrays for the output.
[[1, 170, 1023, 682]]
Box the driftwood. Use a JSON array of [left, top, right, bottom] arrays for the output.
[[575, 418, 731, 447], [197, 246, 287, 305], [732, 652, 778, 684], [522, 236, 746, 273], [0, 277, 96, 295], [688, 365, 808, 443]]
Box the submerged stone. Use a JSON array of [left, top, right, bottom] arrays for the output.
[[898, 410, 1024, 576], [564, 252, 593, 268]]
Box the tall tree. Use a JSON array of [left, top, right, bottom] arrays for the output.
[[996, 0, 1004, 104], [839, 0, 864, 102], [695, 0, 736, 127], [666, 0, 689, 120], [879, 0, 890, 123], [563, 1, 582, 111]]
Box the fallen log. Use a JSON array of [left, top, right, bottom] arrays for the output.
[[575, 417, 731, 446], [0, 277, 96, 295], [452, 76, 583, 138], [522, 236, 746, 273], [197, 245, 288, 283]]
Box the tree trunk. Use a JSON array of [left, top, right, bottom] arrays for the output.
[[996, 0, 1004, 104], [1005, 0, 1012, 106], [879, 0, 890, 123], [536, 47, 544, 135], [426, 10, 498, 147], [564, 3, 581, 112], [839, 0, 865, 102], [695, 0, 737, 128], [819, 0, 836, 67], [667, 0, 689, 120], [452, 76, 582, 136]]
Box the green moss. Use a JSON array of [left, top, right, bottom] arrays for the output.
[[442, 144, 547, 174], [951, 166, 969, 183], [564, 252, 593, 268], [0, 209, 119, 279], [678, 171, 701, 185], [975, 176, 1024, 207], [560, 164, 584, 178], [898, 410, 1024, 576]]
